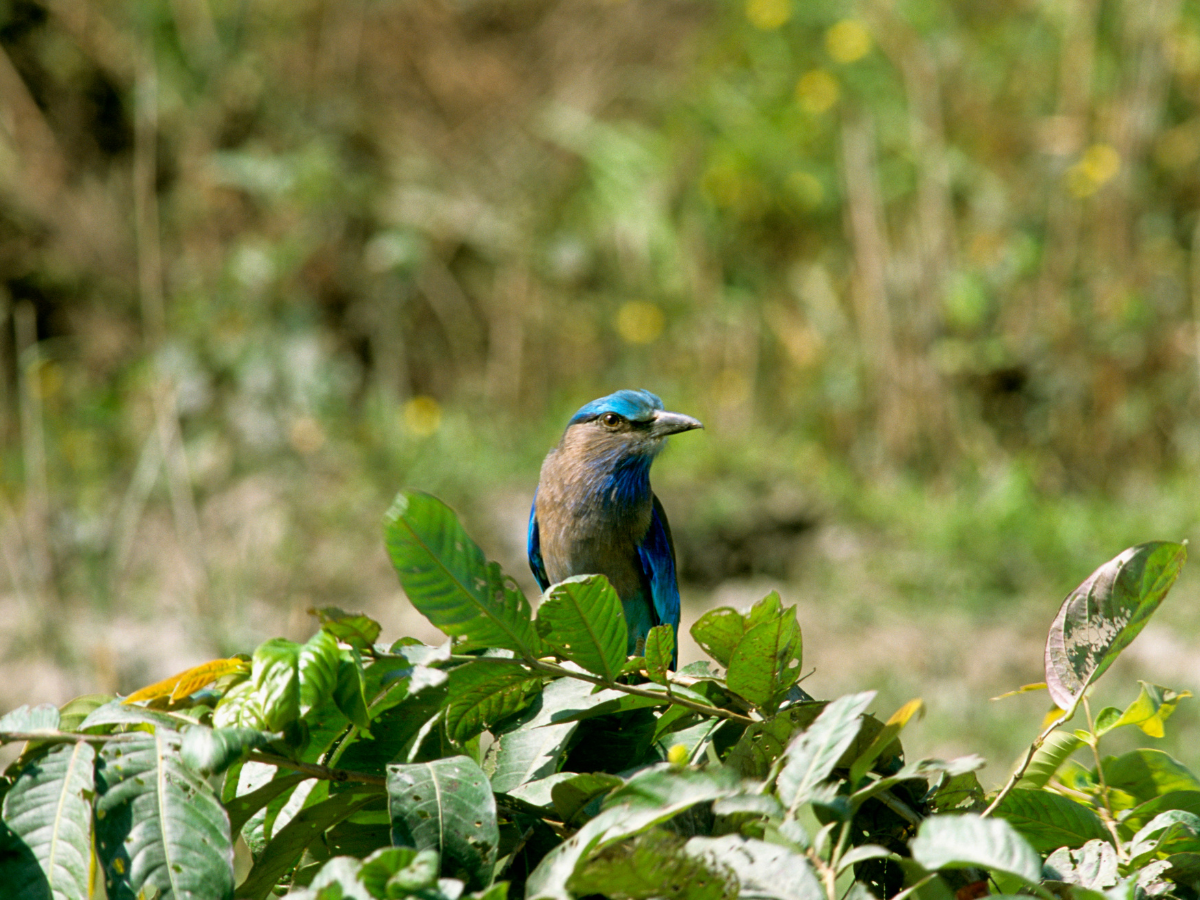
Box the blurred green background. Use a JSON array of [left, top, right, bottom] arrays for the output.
[[1, 0, 1199, 782]]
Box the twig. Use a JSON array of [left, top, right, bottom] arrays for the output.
[[519, 656, 757, 726], [1082, 696, 1127, 854]]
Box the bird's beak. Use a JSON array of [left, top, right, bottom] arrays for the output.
[[650, 410, 704, 438]]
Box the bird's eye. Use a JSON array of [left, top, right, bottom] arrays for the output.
[[601, 413, 622, 427]]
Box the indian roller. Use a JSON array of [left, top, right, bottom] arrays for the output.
[[527, 389, 702, 665]]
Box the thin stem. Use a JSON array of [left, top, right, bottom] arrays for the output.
[[806, 844, 840, 900], [1081, 697, 1126, 855], [520, 656, 756, 726], [425, 651, 758, 726]]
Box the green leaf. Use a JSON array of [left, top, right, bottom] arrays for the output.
[[837, 844, 896, 874], [568, 830, 737, 900], [1095, 682, 1191, 738], [236, 789, 380, 899], [910, 813, 1041, 885], [57, 694, 114, 732], [387, 755, 499, 891], [1121, 791, 1200, 836], [299, 629, 341, 717], [1043, 839, 1120, 889], [252, 637, 302, 732], [333, 652, 372, 734], [685, 834, 824, 900], [850, 756, 985, 809], [929, 770, 987, 813], [445, 659, 544, 744], [992, 788, 1111, 852], [181, 725, 270, 776], [95, 731, 235, 900], [1045, 542, 1186, 710], [1129, 811, 1200, 863], [224, 769, 308, 838], [0, 741, 95, 899], [1102, 749, 1200, 804], [849, 698, 923, 786], [527, 766, 745, 900], [644, 624, 675, 684], [311, 606, 383, 650], [776, 691, 874, 812], [546, 684, 705, 723], [488, 676, 592, 793], [604, 765, 744, 811], [384, 491, 541, 657], [0, 704, 61, 736], [212, 680, 267, 730], [505, 772, 578, 812], [283, 856, 370, 900], [725, 596, 802, 710], [1016, 729, 1084, 790], [79, 699, 196, 733], [689, 607, 746, 668], [332, 681, 449, 777], [536, 575, 628, 680], [359, 846, 441, 895], [551, 772, 625, 826], [725, 705, 824, 779]]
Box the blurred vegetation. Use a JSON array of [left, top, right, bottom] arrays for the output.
[[1, 0, 1199, 770]]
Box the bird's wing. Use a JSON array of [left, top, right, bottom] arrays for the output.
[[636, 494, 682, 636], [527, 493, 550, 591]]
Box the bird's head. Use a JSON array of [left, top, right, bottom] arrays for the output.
[[562, 389, 703, 465]]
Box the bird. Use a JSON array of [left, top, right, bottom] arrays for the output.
[[527, 389, 702, 666]]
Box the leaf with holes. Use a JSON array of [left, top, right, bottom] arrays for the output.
[[95, 731, 235, 900], [1045, 542, 1186, 710], [387, 756, 499, 891], [725, 596, 802, 710], [644, 624, 674, 684], [444, 659, 544, 744], [488, 676, 594, 794], [385, 491, 542, 657], [536, 575, 628, 681], [0, 741, 95, 900], [690, 608, 746, 669]]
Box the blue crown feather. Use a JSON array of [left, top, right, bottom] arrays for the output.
[[568, 389, 663, 425]]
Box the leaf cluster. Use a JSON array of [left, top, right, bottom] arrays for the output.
[[0, 491, 1192, 900]]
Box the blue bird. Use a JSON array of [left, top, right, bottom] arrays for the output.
[[528, 389, 702, 666]]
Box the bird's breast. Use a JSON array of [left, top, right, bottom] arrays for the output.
[[535, 480, 652, 601]]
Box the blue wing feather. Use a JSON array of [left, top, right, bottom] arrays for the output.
[[527, 493, 549, 591], [636, 494, 681, 665]]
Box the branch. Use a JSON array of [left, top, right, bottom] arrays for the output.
[[519, 656, 757, 726]]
